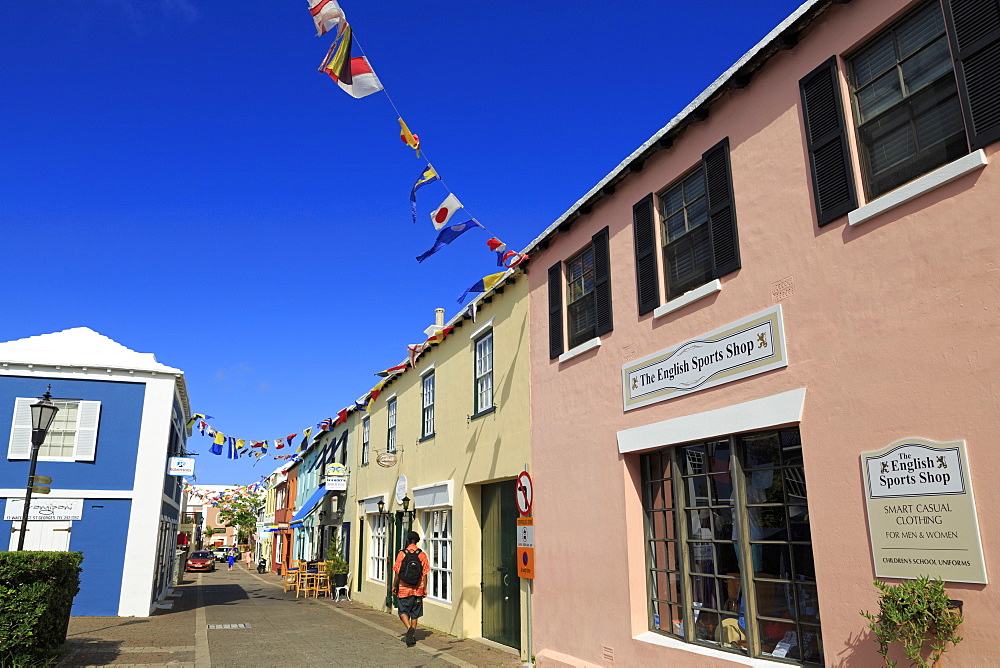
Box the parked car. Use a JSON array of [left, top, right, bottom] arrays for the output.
[[185, 550, 216, 572], [213, 547, 230, 562]]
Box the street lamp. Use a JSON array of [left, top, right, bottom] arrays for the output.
[[16, 388, 59, 551], [377, 498, 385, 515]]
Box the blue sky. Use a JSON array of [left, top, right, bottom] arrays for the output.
[[1, 0, 803, 485]]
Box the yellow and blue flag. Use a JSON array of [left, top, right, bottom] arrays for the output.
[[410, 164, 439, 222], [457, 271, 506, 304]]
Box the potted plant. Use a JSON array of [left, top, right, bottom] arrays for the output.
[[325, 535, 350, 587], [860, 576, 963, 667]]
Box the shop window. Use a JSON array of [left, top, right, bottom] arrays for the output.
[[423, 509, 453, 603], [641, 428, 822, 664], [369, 512, 387, 582]]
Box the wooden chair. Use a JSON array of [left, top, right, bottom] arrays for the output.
[[313, 572, 332, 598], [297, 571, 319, 598], [282, 567, 300, 593]]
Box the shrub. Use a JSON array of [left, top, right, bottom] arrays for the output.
[[0, 551, 83, 666]]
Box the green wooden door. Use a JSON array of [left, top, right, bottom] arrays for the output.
[[482, 480, 520, 650]]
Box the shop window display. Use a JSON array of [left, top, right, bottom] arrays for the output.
[[642, 428, 823, 664]]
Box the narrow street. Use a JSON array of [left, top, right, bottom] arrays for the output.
[[58, 565, 522, 667]]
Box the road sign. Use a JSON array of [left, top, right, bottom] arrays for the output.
[[30, 486, 51, 495], [515, 471, 533, 516], [32, 475, 52, 485], [517, 517, 534, 578]]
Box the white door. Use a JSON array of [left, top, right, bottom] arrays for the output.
[[8, 521, 72, 551]]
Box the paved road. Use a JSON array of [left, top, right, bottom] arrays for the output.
[[58, 564, 522, 667]]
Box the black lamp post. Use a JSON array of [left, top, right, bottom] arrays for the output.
[[401, 495, 415, 528], [16, 388, 59, 551]]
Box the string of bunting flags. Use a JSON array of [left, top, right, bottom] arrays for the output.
[[184, 412, 352, 465], [306, 0, 529, 294]]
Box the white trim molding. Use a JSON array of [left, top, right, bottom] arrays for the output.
[[617, 388, 806, 454], [469, 317, 495, 341], [848, 150, 988, 227], [361, 494, 387, 515], [558, 336, 601, 363], [653, 279, 722, 319], [419, 362, 436, 377], [412, 480, 453, 509], [634, 631, 780, 666], [0, 488, 135, 499]]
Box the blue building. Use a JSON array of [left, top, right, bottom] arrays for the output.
[[0, 328, 190, 616]]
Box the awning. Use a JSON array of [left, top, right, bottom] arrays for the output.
[[289, 488, 328, 526]]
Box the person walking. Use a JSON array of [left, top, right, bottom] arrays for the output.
[[392, 531, 430, 647], [227, 549, 236, 571]]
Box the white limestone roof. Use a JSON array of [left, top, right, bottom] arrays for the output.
[[0, 327, 183, 375]]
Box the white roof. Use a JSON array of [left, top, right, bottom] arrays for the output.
[[0, 327, 183, 375]]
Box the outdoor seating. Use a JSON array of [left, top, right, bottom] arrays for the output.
[[297, 570, 318, 598], [282, 561, 304, 593], [313, 572, 332, 598], [334, 571, 353, 602]]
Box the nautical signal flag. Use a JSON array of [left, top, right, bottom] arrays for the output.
[[486, 238, 506, 253], [308, 0, 346, 37], [457, 271, 506, 304], [410, 165, 439, 222], [416, 220, 479, 262], [398, 118, 420, 156], [320, 25, 383, 99], [431, 193, 464, 230]]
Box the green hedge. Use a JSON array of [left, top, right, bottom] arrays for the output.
[[0, 551, 83, 666]]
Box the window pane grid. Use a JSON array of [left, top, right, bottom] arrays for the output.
[[849, 1, 967, 199], [39, 401, 79, 459], [361, 417, 370, 465], [424, 509, 452, 603], [370, 513, 387, 582], [422, 373, 435, 437], [474, 332, 494, 413], [387, 400, 396, 453], [641, 429, 822, 664], [565, 246, 596, 348]]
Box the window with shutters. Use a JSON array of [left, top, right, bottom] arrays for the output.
[[566, 245, 597, 349], [474, 331, 494, 414], [7, 398, 101, 462], [549, 227, 613, 358], [642, 428, 822, 664], [649, 139, 740, 304], [847, 1, 969, 200], [370, 511, 388, 582]]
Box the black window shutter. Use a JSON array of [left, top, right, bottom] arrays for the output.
[[548, 261, 564, 359], [799, 56, 857, 226], [592, 226, 614, 337], [943, 0, 1000, 150], [702, 138, 741, 279], [633, 194, 660, 315]]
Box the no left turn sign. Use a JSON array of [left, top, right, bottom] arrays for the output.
[[516, 471, 533, 516]]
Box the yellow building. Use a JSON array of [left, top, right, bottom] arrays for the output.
[[348, 270, 530, 657]]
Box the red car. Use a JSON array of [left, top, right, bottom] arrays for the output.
[[185, 550, 216, 572]]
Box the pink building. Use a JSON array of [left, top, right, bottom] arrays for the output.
[[525, 0, 1000, 665]]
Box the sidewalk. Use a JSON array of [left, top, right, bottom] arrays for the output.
[[58, 563, 524, 667]]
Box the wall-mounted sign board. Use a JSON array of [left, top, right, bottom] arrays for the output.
[[861, 438, 987, 584], [622, 305, 787, 411]]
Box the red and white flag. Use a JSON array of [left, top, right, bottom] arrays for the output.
[[486, 237, 506, 253], [309, 0, 346, 37], [430, 194, 464, 230], [328, 56, 384, 99]]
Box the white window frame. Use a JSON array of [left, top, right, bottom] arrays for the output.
[[422, 372, 435, 438], [387, 399, 397, 454], [474, 331, 494, 414], [423, 509, 453, 603], [361, 416, 370, 466], [7, 398, 101, 462], [369, 512, 388, 582]]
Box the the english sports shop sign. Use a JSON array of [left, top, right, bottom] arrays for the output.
[[621, 306, 787, 410], [865, 443, 964, 498]]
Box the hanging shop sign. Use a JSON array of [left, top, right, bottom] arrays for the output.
[[4, 498, 84, 521], [325, 463, 348, 491], [621, 305, 787, 411], [861, 438, 987, 584], [168, 456, 196, 476], [376, 452, 397, 467]]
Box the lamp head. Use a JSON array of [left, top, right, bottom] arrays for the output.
[[30, 387, 59, 446]]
